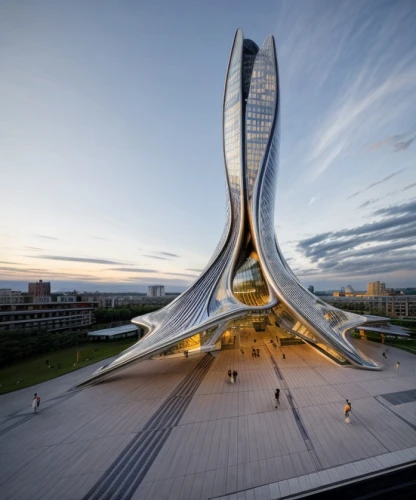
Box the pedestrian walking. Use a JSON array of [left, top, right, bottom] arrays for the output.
[[256, 349, 260, 357], [228, 369, 232, 380], [275, 388, 280, 409], [344, 399, 351, 423], [233, 370, 238, 383], [382, 352, 386, 359], [32, 393, 40, 413], [396, 361, 400, 370], [252, 348, 256, 357]]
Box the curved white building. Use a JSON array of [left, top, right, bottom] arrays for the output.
[[78, 30, 385, 387]]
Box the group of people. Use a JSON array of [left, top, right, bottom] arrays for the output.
[[227, 369, 238, 384], [252, 348, 260, 357]]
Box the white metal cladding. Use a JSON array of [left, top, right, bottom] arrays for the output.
[[77, 29, 380, 387]]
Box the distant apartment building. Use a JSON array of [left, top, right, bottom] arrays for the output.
[[56, 295, 77, 303], [28, 280, 51, 297], [367, 281, 386, 296], [0, 289, 25, 305], [0, 300, 99, 332], [147, 285, 165, 297], [325, 295, 416, 318], [307, 285, 314, 294]]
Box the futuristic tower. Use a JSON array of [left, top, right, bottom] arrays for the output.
[[78, 30, 381, 386]]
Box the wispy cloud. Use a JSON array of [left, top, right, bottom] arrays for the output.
[[347, 169, 405, 199], [37, 235, 60, 240], [31, 255, 123, 265], [162, 271, 198, 278], [109, 267, 158, 273], [156, 251, 180, 258], [143, 255, 169, 261], [308, 196, 318, 206], [402, 182, 416, 192], [394, 137, 415, 152], [304, 2, 416, 183], [366, 135, 403, 151], [366, 133, 415, 153], [186, 268, 203, 272]]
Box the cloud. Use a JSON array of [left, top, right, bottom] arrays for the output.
[[373, 199, 416, 217], [393, 137, 415, 152], [0, 261, 20, 265], [308, 196, 318, 206], [295, 200, 416, 279], [367, 170, 405, 189], [109, 268, 158, 273], [143, 251, 180, 260], [156, 251, 180, 258], [305, 7, 416, 183], [357, 199, 379, 209], [0, 265, 104, 281], [347, 169, 405, 199], [402, 182, 416, 192], [143, 255, 169, 261], [37, 235, 59, 240], [31, 255, 124, 265], [366, 134, 414, 153], [366, 135, 403, 151], [162, 272, 198, 278], [186, 268, 203, 272]]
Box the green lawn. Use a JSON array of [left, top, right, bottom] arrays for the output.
[[0, 340, 137, 395], [352, 332, 416, 355]]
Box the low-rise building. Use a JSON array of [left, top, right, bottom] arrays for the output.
[[0, 301, 99, 332], [88, 324, 140, 341], [56, 295, 77, 303], [324, 295, 416, 318], [0, 289, 25, 305]]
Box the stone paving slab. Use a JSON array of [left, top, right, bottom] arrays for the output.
[[212, 446, 416, 499], [0, 340, 415, 500]]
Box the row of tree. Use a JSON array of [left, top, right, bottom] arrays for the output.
[[93, 305, 161, 324], [0, 305, 163, 368], [0, 328, 89, 367]]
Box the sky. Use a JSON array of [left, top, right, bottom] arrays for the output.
[[1, 0, 415, 293]]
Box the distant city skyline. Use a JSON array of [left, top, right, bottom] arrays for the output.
[[1, 0, 415, 291]]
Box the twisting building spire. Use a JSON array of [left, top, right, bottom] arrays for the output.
[[78, 30, 382, 387]]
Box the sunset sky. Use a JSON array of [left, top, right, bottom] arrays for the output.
[[1, 0, 415, 292]]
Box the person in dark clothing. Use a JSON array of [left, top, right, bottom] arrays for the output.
[[233, 370, 238, 383], [256, 349, 260, 357], [228, 369, 232, 379], [275, 388, 280, 409], [252, 348, 256, 357]]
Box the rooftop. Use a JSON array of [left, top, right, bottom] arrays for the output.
[[88, 324, 139, 337]]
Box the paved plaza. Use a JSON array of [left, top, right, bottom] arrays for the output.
[[1, 339, 415, 499]]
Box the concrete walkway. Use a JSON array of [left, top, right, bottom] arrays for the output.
[[0, 340, 415, 499]]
